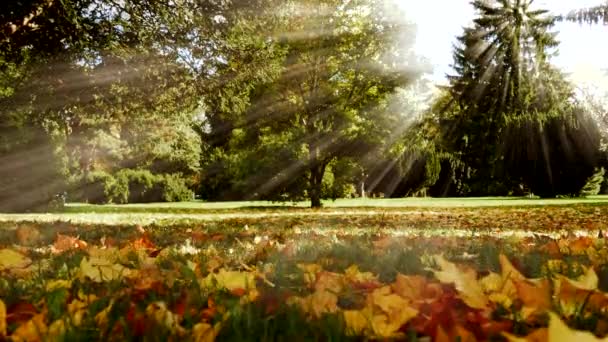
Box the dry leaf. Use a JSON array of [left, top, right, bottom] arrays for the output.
[[10, 313, 47, 342], [0, 299, 6, 337], [432, 255, 488, 309], [0, 249, 31, 271]]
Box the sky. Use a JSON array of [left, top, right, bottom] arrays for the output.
[[397, 0, 608, 92]]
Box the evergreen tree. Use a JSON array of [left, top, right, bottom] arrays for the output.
[[441, 0, 602, 197]]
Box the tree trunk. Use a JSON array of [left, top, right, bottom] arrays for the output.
[[308, 142, 326, 208], [309, 164, 324, 208]]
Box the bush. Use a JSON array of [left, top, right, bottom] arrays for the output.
[[580, 168, 605, 197], [162, 174, 194, 202], [75, 170, 193, 204]]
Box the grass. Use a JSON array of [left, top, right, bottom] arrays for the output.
[[63, 195, 608, 211]]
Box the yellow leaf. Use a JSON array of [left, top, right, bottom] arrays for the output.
[[45, 280, 71, 292], [308, 290, 338, 318], [344, 265, 377, 284], [10, 313, 47, 342], [370, 286, 411, 314], [47, 319, 67, 340], [365, 287, 418, 338], [297, 263, 323, 286], [432, 255, 488, 309], [314, 271, 344, 294], [0, 249, 31, 271], [192, 322, 221, 342], [79, 257, 131, 282], [204, 269, 255, 292], [392, 274, 426, 301], [547, 312, 608, 342], [503, 328, 548, 342], [570, 267, 598, 291], [499, 254, 525, 298], [344, 309, 371, 336], [0, 299, 6, 337]]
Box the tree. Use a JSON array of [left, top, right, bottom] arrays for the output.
[[201, 0, 422, 207], [564, 2, 608, 24], [439, 0, 602, 197]]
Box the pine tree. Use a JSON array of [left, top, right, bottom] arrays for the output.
[[441, 0, 603, 197]]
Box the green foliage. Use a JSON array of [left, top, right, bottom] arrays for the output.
[[425, 0, 605, 198], [580, 168, 606, 197], [199, 0, 423, 207], [76, 170, 193, 204]]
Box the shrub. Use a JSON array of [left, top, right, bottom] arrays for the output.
[[580, 168, 605, 197], [161, 174, 194, 202], [75, 170, 193, 204]]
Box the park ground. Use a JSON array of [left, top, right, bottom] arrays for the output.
[[2, 197, 608, 340]]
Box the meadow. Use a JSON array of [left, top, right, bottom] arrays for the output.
[[2, 198, 608, 340]]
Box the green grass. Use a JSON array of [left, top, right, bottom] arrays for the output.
[[0, 195, 607, 228], [65, 195, 608, 211]]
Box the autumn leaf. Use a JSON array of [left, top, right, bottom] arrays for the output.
[[192, 322, 221, 342], [432, 255, 488, 309], [203, 269, 256, 293], [79, 256, 132, 282], [0, 249, 32, 271], [503, 328, 548, 342], [0, 299, 6, 337], [547, 312, 608, 342], [344, 308, 371, 336], [392, 274, 427, 302], [10, 313, 47, 342], [514, 278, 552, 313], [51, 234, 87, 254]]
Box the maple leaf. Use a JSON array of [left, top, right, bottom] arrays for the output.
[[51, 234, 87, 254], [431, 255, 488, 309], [344, 265, 379, 284], [287, 290, 339, 319], [203, 269, 256, 293], [392, 274, 426, 301], [0, 249, 32, 271], [10, 313, 47, 342], [314, 271, 344, 294], [79, 256, 132, 282]]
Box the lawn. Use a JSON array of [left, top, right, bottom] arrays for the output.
[[2, 198, 608, 341]]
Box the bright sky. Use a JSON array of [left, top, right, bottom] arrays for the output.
[[397, 0, 608, 92]]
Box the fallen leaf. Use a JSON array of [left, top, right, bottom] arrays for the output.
[[0, 249, 31, 271], [10, 313, 47, 342], [0, 299, 5, 337], [547, 312, 608, 341], [52, 234, 87, 254], [79, 257, 131, 282], [432, 255, 488, 309], [192, 322, 221, 342]]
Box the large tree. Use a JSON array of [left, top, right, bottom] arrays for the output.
[[440, 0, 602, 197], [200, 0, 422, 207]]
